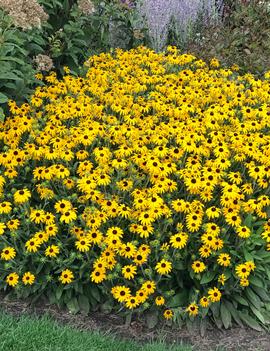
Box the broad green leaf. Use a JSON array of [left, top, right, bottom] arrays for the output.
[[0, 93, 8, 103], [168, 291, 188, 308], [250, 304, 265, 324], [239, 312, 263, 331], [200, 271, 216, 284], [78, 294, 90, 314], [66, 297, 80, 314], [146, 310, 159, 329], [233, 295, 249, 306], [220, 303, 232, 329]]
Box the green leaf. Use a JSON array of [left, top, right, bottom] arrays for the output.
[[249, 276, 264, 288], [0, 72, 22, 80], [224, 301, 243, 326], [243, 214, 253, 228], [0, 107, 5, 122], [66, 297, 80, 314], [145, 310, 159, 329], [78, 294, 90, 314], [0, 93, 8, 103], [90, 285, 101, 302], [233, 295, 249, 306], [200, 271, 216, 284], [245, 288, 262, 309], [168, 291, 188, 308], [220, 303, 232, 329], [239, 312, 263, 331], [250, 304, 265, 324], [55, 286, 63, 301]]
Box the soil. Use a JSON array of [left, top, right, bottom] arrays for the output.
[[0, 293, 269, 351]]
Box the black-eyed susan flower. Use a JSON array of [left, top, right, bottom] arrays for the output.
[[59, 269, 74, 284], [199, 296, 210, 308], [186, 303, 199, 317], [208, 287, 222, 302], [45, 245, 60, 258], [170, 232, 188, 249], [22, 272, 35, 285], [6, 272, 19, 287], [163, 309, 173, 320], [122, 265, 137, 280], [155, 259, 172, 275], [13, 188, 31, 204], [1, 247, 16, 261], [192, 260, 206, 273], [155, 296, 165, 306], [217, 253, 231, 267]]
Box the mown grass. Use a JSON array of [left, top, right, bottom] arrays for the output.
[[0, 310, 192, 351]]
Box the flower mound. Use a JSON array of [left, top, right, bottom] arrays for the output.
[[0, 46, 270, 328]]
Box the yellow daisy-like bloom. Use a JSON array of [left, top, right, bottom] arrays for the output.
[[1, 247, 16, 261], [0, 222, 6, 235], [45, 245, 60, 258], [75, 237, 91, 252], [13, 188, 31, 204], [155, 259, 172, 275], [208, 287, 222, 302], [0, 201, 12, 214], [22, 272, 35, 285], [125, 296, 140, 309], [186, 303, 199, 316], [163, 309, 173, 320], [240, 278, 249, 287], [218, 274, 227, 286], [6, 219, 20, 230], [59, 269, 74, 284], [25, 238, 41, 253], [217, 253, 231, 267], [192, 260, 206, 274], [90, 269, 106, 284], [6, 272, 19, 287], [60, 210, 77, 224], [111, 285, 131, 303], [122, 265, 137, 280], [141, 280, 156, 295], [155, 296, 165, 306], [199, 296, 210, 308], [235, 263, 251, 279], [170, 232, 188, 249]]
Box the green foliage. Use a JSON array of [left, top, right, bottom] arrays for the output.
[[0, 10, 39, 120], [188, 0, 270, 76]]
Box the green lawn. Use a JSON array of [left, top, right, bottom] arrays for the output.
[[0, 310, 192, 351]]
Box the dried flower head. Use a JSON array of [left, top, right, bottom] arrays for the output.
[[33, 54, 54, 72], [77, 0, 95, 15], [0, 0, 48, 30]]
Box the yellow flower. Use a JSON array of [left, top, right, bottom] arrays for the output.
[[199, 296, 210, 308], [192, 260, 206, 273], [163, 309, 173, 320], [59, 269, 74, 284], [122, 265, 137, 280], [186, 303, 199, 316], [155, 259, 172, 275], [45, 245, 60, 258], [208, 287, 222, 302], [155, 296, 165, 306], [22, 272, 35, 285], [13, 188, 31, 204], [217, 253, 231, 267], [1, 247, 16, 261], [6, 272, 19, 287]]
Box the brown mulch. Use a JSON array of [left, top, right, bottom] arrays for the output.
[[0, 293, 269, 351]]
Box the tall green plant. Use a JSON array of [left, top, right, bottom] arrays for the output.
[[0, 10, 41, 121]]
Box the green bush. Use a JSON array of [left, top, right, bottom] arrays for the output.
[[187, 0, 270, 76], [0, 10, 42, 121]]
